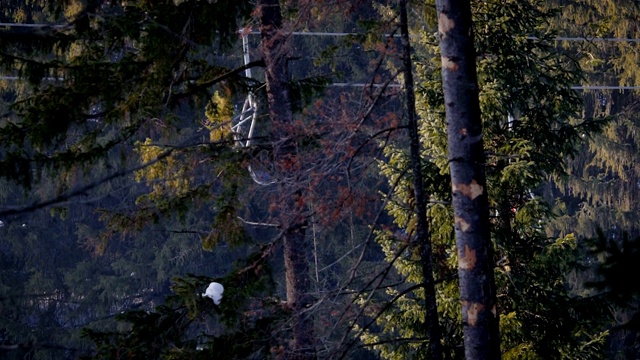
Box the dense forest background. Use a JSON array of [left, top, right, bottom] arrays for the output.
[[1, 0, 639, 359]]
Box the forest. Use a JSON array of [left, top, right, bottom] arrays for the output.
[[1, 0, 640, 359]]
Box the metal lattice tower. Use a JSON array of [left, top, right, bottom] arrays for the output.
[[231, 31, 258, 148], [232, 30, 275, 185]]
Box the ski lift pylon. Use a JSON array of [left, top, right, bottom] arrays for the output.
[[232, 29, 275, 185]]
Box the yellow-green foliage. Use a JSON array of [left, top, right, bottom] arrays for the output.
[[500, 311, 533, 359], [134, 138, 191, 202], [64, 0, 85, 20], [204, 90, 233, 142], [12, 8, 27, 23], [369, 141, 460, 359], [365, 0, 610, 358]]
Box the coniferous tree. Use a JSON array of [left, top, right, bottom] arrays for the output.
[[543, 0, 640, 242], [541, 1, 640, 357], [0, 1, 400, 358], [0, 0, 258, 356], [3, 1, 626, 359], [361, 0, 610, 359]]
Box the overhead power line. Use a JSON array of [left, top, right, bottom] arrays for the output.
[[572, 86, 640, 90], [552, 36, 640, 43], [0, 76, 61, 81], [251, 30, 640, 43], [330, 83, 640, 90], [1, 77, 639, 91], [4, 23, 640, 43], [0, 22, 64, 28], [2, 24, 640, 90]]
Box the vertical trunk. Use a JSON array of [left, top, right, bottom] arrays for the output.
[[258, 1, 315, 359], [399, 1, 443, 359], [434, 0, 501, 359]]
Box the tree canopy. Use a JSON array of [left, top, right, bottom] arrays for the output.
[[1, 0, 639, 359]]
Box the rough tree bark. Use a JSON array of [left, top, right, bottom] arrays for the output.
[[258, 1, 316, 359], [399, 1, 443, 359], [434, 0, 502, 359]]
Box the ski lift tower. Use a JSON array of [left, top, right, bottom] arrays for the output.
[[232, 29, 275, 185], [231, 29, 258, 148]]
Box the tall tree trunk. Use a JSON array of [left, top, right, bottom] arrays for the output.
[[399, 1, 443, 359], [258, 1, 315, 359], [434, 0, 501, 359]]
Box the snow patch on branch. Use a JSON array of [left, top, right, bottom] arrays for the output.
[[202, 282, 224, 305]]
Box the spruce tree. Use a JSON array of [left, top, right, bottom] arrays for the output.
[[541, 1, 640, 357]]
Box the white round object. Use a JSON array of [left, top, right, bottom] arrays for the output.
[[202, 282, 224, 305]]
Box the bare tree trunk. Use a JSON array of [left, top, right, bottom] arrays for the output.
[[258, 1, 315, 359], [434, 0, 501, 359], [399, 1, 443, 359]]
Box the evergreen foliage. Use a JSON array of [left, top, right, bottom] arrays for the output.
[[82, 262, 278, 360], [0, 0, 253, 188], [2, 0, 638, 359], [360, 0, 610, 358], [543, 0, 640, 241], [540, 1, 640, 356], [1, 0, 392, 358], [1, 0, 258, 357]]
